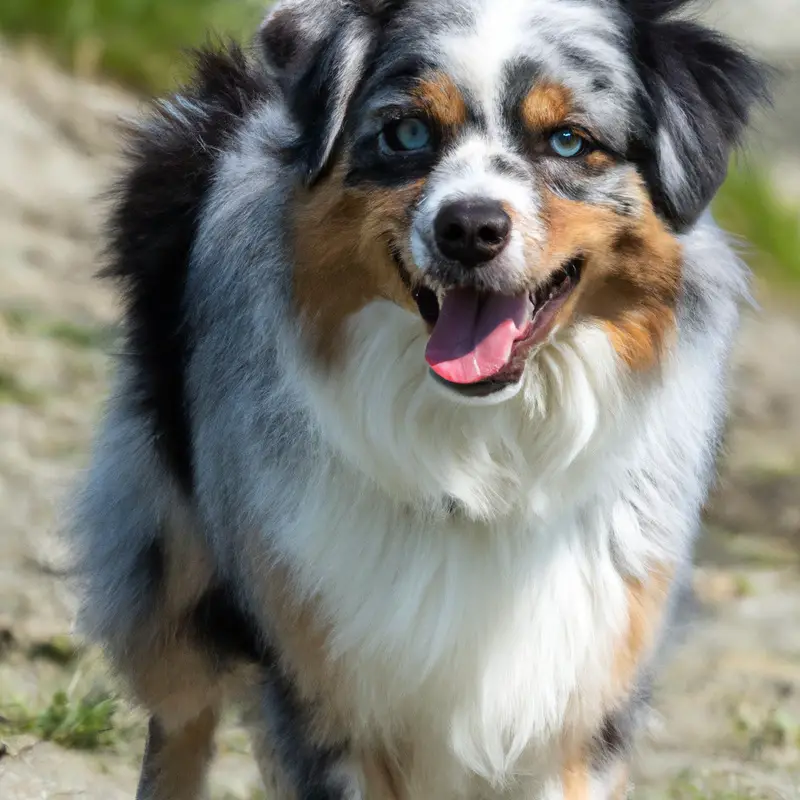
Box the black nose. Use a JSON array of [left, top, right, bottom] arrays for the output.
[[434, 200, 512, 268]]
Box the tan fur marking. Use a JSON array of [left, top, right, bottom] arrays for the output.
[[540, 183, 683, 372], [113, 527, 221, 729], [127, 638, 221, 728], [413, 72, 468, 128], [602, 299, 677, 371], [293, 164, 422, 364], [562, 750, 591, 799], [614, 566, 673, 695], [360, 751, 403, 799], [599, 215, 682, 371], [522, 82, 573, 131], [585, 150, 615, 170], [138, 708, 218, 800]]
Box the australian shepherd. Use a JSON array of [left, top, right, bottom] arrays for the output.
[[70, 0, 770, 797]]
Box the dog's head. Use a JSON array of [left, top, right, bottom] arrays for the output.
[[267, 0, 768, 402]]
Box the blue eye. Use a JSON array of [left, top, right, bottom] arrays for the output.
[[549, 129, 586, 158], [381, 118, 433, 153]]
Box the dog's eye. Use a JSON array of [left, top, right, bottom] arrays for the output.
[[548, 129, 587, 158], [380, 118, 433, 154]]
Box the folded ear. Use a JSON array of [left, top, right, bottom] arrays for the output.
[[259, 0, 406, 186], [628, 1, 771, 230]]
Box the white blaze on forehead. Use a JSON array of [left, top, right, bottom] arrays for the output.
[[419, 135, 538, 219], [434, 0, 636, 146], [435, 0, 533, 125]]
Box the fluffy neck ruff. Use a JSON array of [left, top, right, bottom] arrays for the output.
[[299, 302, 645, 523]]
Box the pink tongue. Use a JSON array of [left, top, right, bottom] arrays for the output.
[[425, 288, 532, 385]]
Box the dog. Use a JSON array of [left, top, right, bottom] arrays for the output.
[[70, 1, 770, 797]]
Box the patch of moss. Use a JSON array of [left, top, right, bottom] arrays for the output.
[[0, 689, 118, 751], [669, 774, 767, 800]]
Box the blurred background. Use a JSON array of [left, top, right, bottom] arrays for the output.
[[0, 2, 798, 799]]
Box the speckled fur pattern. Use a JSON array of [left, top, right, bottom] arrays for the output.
[[69, 2, 769, 798]]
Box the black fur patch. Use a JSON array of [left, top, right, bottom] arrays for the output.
[[346, 126, 441, 188], [354, 0, 409, 22], [501, 56, 544, 143], [103, 45, 270, 496], [591, 678, 652, 768], [133, 538, 165, 598], [191, 583, 265, 666], [136, 717, 166, 797], [122, 539, 166, 627], [622, 0, 771, 229], [261, 656, 350, 800], [289, 27, 362, 185], [260, 7, 302, 71], [190, 584, 350, 797]]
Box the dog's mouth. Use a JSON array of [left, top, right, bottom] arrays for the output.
[[411, 258, 583, 396]]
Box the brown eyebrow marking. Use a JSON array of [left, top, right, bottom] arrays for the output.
[[521, 82, 574, 130], [412, 71, 469, 128], [585, 150, 615, 170]]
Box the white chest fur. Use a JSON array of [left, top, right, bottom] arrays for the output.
[[284, 476, 630, 783], [271, 303, 651, 784]]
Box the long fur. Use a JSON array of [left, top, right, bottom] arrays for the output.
[[70, 1, 769, 798]]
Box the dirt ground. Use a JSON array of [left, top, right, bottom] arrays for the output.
[[1, 19, 800, 800]]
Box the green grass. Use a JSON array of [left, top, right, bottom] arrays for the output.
[[671, 787, 775, 799], [0, 690, 118, 750], [44, 320, 113, 350], [0, 369, 42, 407], [3, 307, 113, 350], [0, 0, 264, 94], [668, 773, 774, 800], [714, 165, 800, 286], [732, 702, 800, 754], [28, 635, 83, 667]]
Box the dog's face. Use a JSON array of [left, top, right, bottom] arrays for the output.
[[264, 0, 765, 402]]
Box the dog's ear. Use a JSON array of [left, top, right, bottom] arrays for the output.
[[628, 1, 771, 229], [259, 0, 406, 186]]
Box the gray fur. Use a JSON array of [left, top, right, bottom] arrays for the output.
[[69, 1, 767, 798]]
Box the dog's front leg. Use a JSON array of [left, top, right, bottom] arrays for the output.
[[248, 663, 406, 800], [533, 747, 633, 800], [249, 675, 362, 800], [136, 709, 218, 800]]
